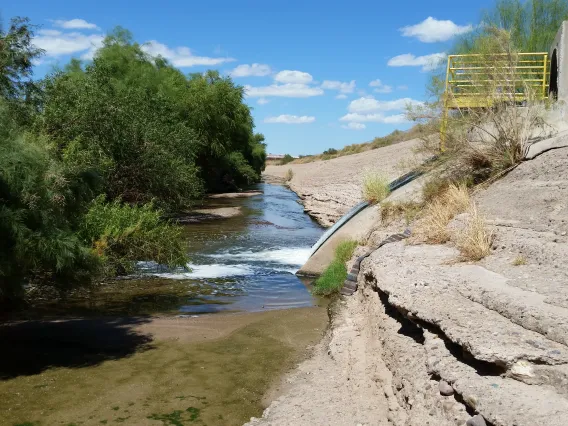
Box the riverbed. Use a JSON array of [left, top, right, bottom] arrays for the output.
[[0, 183, 329, 425]]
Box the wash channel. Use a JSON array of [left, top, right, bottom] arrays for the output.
[[131, 182, 324, 315]]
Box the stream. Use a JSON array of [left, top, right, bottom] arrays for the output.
[[134, 182, 324, 314]]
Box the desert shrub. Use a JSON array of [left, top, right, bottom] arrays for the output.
[[285, 168, 294, 182], [513, 255, 527, 266], [80, 196, 188, 276], [313, 240, 358, 295], [362, 172, 390, 204], [454, 204, 494, 261]]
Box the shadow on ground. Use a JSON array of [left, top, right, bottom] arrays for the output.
[[0, 316, 154, 379]]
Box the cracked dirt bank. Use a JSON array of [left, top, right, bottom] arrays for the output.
[[257, 144, 568, 425]]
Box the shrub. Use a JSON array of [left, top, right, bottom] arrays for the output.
[[285, 168, 294, 182], [80, 196, 189, 276], [279, 154, 295, 165], [313, 240, 358, 295], [362, 172, 390, 204], [455, 205, 494, 261], [381, 201, 422, 225]]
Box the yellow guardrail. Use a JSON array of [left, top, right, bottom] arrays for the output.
[[440, 52, 549, 151]]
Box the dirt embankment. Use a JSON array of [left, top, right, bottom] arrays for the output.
[[264, 139, 423, 227], [257, 144, 568, 425]]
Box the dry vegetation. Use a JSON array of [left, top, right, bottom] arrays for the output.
[[362, 172, 390, 204], [290, 125, 426, 164], [285, 168, 294, 182], [454, 204, 494, 261]]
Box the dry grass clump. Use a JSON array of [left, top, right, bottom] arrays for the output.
[[414, 184, 471, 243], [362, 172, 390, 204], [512, 255, 527, 266], [285, 168, 294, 182], [455, 204, 494, 261], [381, 201, 421, 225]]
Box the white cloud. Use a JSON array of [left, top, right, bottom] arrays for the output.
[[387, 52, 447, 71], [401, 17, 473, 43], [245, 83, 324, 98], [369, 79, 392, 94], [398, 85, 409, 90], [52, 19, 99, 30], [348, 96, 422, 113], [264, 115, 316, 124], [257, 98, 270, 105], [342, 122, 366, 130], [230, 63, 272, 77], [335, 94, 348, 99], [339, 113, 409, 124], [34, 31, 104, 57], [274, 70, 313, 84], [142, 40, 235, 67], [321, 80, 356, 94]]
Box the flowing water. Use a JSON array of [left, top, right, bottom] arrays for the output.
[[135, 182, 324, 314]]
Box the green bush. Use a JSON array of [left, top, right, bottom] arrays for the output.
[[0, 114, 100, 303], [80, 196, 189, 276], [313, 240, 358, 295], [279, 154, 295, 165]]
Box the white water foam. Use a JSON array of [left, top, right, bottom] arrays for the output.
[[208, 247, 311, 267], [155, 263, 253, 279]]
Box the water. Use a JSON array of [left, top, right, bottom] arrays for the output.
[[136, 183, 324, 314]]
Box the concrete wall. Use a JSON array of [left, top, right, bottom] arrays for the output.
[[550, 21, 568, 117]]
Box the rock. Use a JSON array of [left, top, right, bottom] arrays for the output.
[[466, 414, 487, 426], [438, 380, 454, 396]]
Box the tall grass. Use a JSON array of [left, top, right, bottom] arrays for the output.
[[455, 205, 494, 261], [313, 240, 358, 295], [362, 172, 390, 204]]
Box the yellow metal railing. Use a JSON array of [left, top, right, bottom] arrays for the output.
[[440, 52, 549, 151]]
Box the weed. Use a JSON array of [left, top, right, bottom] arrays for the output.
[[381, 201, 422, 225], [285, 168, 294, 182], [513, 255, 527, 266], [313, 240, 358, 295], [147, 407, 201, 425], [455, 205, 494, 261], [414, 184, 471, 243], [362, 172, 390, 204], [112, 406, 120, 411]]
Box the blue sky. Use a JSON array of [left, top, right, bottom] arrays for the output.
[[4, 0, 493, 155]]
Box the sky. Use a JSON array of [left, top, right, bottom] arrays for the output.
[[4, 0, 494, 155]]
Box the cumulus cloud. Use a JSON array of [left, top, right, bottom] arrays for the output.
[[339, 113, 408, 124], [257, 98, 270, 105], [342, 122, 366, 130], [369, 79, 392, 94], [401, 17, 473, 43], [321, 80, 356, 94], [274, 70, 313, 84], [387, 52, 447, 71], [142, 41, 235, 67], [34, 31, 104, 57], [347, 96, 422, 113], [264, 115, 316, 124], [245, 83, 324, 98], [230, 63, 272, 77], [52, 19, 99, 30]]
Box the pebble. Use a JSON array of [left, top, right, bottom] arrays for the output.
[[438, 380, 454, 396], [466, 414, 487, 426]]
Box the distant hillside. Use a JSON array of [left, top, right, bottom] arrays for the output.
[[288, 124, 425, 165]]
